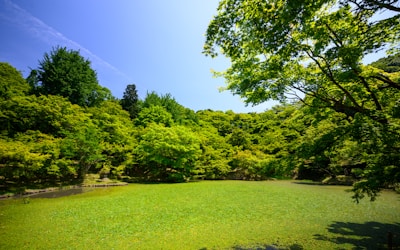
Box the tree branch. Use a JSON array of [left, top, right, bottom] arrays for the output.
[[347, 0, 400, 12], [364, 0, 400, 12], [305, 49, 363, 111], [373, 74, 400, 90], [352, 69, 383, 111]]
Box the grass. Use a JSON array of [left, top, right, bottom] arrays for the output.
[[0, 180, 399, 249]]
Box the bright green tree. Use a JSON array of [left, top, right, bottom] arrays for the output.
[[27, 46, 112, 107], [0, 62, 30, 100], [61, 122, 103, 180], [88, 101, 137, 178], [0, 95, 87, 137], [0, 131, 78, 190], [0, 137, 50, 188], [135, 105, 174, 127], [196, 110, 234, 137], [141, 91, 197, 125], [194, 124, 233, 179], [204, 0, 399, 120], [204, 0, 400, 200], [134, 124, 201, 182]]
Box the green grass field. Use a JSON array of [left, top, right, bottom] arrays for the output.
[[0, 181, 399, 249]]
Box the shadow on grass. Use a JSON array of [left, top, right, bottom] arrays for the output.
[[314, 221, 400, 249], [291, 181, 324, 186], [231, 244, 303, 250], [199, 243, 303, 250]]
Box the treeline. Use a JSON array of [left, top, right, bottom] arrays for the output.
[[1, 47, 399, 200]]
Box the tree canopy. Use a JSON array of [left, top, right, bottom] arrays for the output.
[[27, 46, 112, 107], [0, 62, 30, 100], [120, 84, 140, 119], [204, 0, 400, 200], [204, 0, 399, 117]]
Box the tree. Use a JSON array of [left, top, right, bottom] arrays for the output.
[[27, 46, 112, 107], [194, 125, 233, 179], [370, 53, 400, 73], [87, 101, 137, 177], [342, 0, 400, 12], [0, 95, 88, 137], [141, 91, 197, 124], [134, 124, 201, 182], [204, 0, 399, 120], [0, 62, 30, 100], [135, 105, 174, 127], [0, 131, 78, 190], [204, 0, 400, 200], [120, 84, 140, 119], [196, 110, 234, 137], [61, 122, 104, 179]]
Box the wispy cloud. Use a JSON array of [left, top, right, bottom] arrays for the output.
[[0, 0, 131, 81]]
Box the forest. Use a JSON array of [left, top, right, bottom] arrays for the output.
[[0, 47, 399, 201], [1, 0, 400, 202]]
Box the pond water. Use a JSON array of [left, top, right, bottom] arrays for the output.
[[28, 188, 93, 198]]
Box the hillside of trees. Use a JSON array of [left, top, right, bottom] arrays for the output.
[[0, 45, 399, 201]]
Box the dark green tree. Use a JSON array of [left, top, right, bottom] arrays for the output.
[[370, 53, 400, 73], [120, 84, 140, 119], [27, 46, 112, 107]]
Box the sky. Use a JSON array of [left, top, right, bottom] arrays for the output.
[[0, 0, 278, 113]]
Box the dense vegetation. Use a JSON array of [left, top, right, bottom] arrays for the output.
[[0, 46, 399, 201], [1, 0, 400, 201]]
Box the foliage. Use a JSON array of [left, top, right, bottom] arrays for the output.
[[2, 47, 399, 201], [204, 0, 399, 119], [141, 91, 198, 125], [61, 122, 104, 179], [0, 62, 30, 100], [0, 137, 50, 185], [0, 131, 75, 188], [196, 109, 234, 136], [204, 0, 400, 200], [27, 46, 113, 107], [229, 150, 265, 180], [0, 95, 87, 137], [194, 125, 233, 179], [370, 53, 400, 73], [135, 105, 174, 127], [87, 101, 137, 177], [134, 124, 201, 182], [120, 83, 140, 119]]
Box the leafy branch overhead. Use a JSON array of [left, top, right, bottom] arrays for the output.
[[204, 0, 399, 120], [204, 0, 400, 200]]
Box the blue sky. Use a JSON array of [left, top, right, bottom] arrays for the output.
[[0, 0, 277, 113]]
